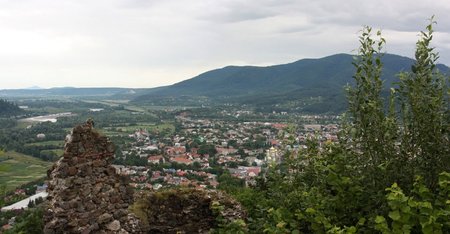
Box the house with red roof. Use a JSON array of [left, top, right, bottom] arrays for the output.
[[272, 123, 288, 130], [148, 155, 165, 164], [165, 146, 186, 156], [215, 147, 237, 156], [171, 156, 193, 165], [246, 167, 261, 177]]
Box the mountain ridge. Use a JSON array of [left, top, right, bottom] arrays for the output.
[[132, 53, 449, 113], [1, 53, 448, 113]]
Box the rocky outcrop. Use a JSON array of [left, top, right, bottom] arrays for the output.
[[44, 120, 141, 233], [132, 188, 247, 233]]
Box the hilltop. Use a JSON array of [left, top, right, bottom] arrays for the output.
[[132, 53, 449, 113]]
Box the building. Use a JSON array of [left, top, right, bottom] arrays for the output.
[[266, 146, 281, 165], [148, 155, 165, 164], [36, 133, 46, 139]]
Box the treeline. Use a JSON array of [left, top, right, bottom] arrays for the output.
[[220, 19, 449, 233], [0, 108, 164, 162], [0, 121, 66, 161], [0, 99, 23, 117]]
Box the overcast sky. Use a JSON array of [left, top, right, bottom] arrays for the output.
[[1, 0, 449, 89]]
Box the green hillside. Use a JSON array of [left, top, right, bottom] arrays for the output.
[[0, 151, 52, 192], [133, 53, 449, 113]]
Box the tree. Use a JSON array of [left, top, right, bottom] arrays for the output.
[[0, 99, 23, 117], [27, 199, 35, 208], [397, 17, 450, 191], [6, 207, 44, 234], [345, 25, 398, 201], [234, 19, 449, 233], [198, 144, 217, 156], [217, 171, 245, 194]]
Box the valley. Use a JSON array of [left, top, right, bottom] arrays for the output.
[[0, 49, 448, 233]]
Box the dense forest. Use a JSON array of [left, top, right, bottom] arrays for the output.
[[0, 99, 23, 117]]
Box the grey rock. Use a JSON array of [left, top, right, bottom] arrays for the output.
[[106, 220, 121, 231]]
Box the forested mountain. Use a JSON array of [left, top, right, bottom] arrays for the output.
[[133, 53, 449, 113], [1, 53, 448, 114], [0, 99, 23, 117]]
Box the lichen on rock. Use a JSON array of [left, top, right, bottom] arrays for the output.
[[131, 188, 247, 233]]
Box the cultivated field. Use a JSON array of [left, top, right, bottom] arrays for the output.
[[0, 151, 52, 192]]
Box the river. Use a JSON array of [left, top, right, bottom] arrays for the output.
[[19, 112, 75, 123]]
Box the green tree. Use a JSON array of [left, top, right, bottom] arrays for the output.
[[236, 19, 449, 233], [397, 17, 450, 191], [217, 171, 245, 194], [198, 144, 217, 156], [5, 207, 44, 234], [345, 26, 398, 191]]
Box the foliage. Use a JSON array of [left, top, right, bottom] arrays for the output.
[[211, 200, 248, 234], [396, 17, 450, 191], [217, 171, 245, 194], [4, 207, 44, 234], [0, 118, 17, 129], [198, 143, 218, 156], [113, 152, 148, 166], [0, 99, 23, 117], [228, 19, 449, 233], [375, 173, 450, 233]]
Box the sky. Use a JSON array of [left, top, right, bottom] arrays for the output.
[[1, 0, 450, 89]]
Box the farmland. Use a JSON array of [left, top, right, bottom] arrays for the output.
[[0, 151, 52, 192]]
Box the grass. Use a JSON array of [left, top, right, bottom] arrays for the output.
[[40, 149, 64, 156], [25, 107, 69, 114], [0, 151, 52, 192], [25, 140, 64, 147], [81, 99, 124, 107], [15, 121, 32, 129]]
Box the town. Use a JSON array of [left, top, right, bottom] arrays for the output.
[[1, 106, 340, 231], [111, 110, 340, 191]]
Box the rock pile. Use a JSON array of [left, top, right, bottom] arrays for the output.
[[44, 120, 141, 233]]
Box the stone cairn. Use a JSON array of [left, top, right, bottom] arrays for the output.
[[44, 120, 141, 233]]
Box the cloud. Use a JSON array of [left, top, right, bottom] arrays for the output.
[[0, 0, 449, 89]]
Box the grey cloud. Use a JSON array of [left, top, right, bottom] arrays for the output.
[[0, 0, 449, 89], [304, 0, 450, 32], [197, 2, 277, 23]]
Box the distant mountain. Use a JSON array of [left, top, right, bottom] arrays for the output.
[[26, 85, 43, 90], [0, 87, 149, 98], [133, 53, 449, 113]]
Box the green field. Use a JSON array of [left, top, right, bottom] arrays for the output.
[[25, 140, 64, 147], [40, 149, 64, 156], [0, 151, 52, 192], [81, 99, 124, 107], [15, 121, 32, 129]]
